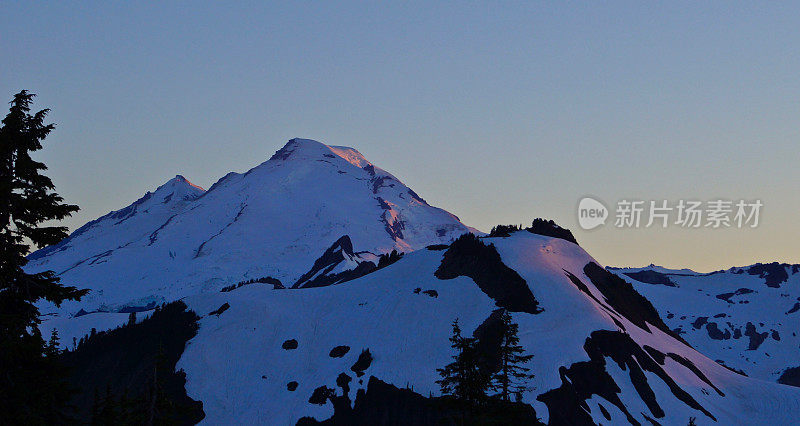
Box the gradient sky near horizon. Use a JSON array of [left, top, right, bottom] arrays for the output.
[[2, 2, 798, 272]]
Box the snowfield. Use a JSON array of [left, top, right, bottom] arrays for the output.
[[612, 264, 800, 386], [179, 233, 800, 425]]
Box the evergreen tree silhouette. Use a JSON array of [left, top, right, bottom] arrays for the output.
[[436, 319, 491, 406], [0, 90, 88, 423], [492, 310, 535, 401], [44, 327, 61, 357]]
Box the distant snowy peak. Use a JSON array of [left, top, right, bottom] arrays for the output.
[[27, 138, 475, 312], [105, 173, 205, 216], [608, 264, 700, 276], [29, 174, 204, 262], [143, 174, 205, 207], [164, 174, 206, 193], [612, 262, 799, 288], [265, 138, 410, 201], [259, 138, 471, 246], [270, 138, 373, 170], [80, 173, 205, 226]]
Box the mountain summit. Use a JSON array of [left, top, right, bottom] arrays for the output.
[[27, 138, 475, 313]]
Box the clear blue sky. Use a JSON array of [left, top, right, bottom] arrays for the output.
[[2, 2, 798, 271]]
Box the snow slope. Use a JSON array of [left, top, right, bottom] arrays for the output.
[[178, 232, 800, 425], [27, 138, 475, 316], [612, 263, 800, 386]]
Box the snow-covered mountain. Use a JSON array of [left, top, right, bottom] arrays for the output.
[[27, 138, 476, 315], [28, 138, 800, 424], [175, 231, 800, 425], [611, 263, 800, 388]]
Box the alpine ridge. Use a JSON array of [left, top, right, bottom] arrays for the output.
[[612, 263, 800, 387]]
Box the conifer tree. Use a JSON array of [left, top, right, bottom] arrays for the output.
[[492, 310, 535, 401], [45, 327, 61, 357], [0, 90, 88, 422], [436, 319, 491, 405]]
